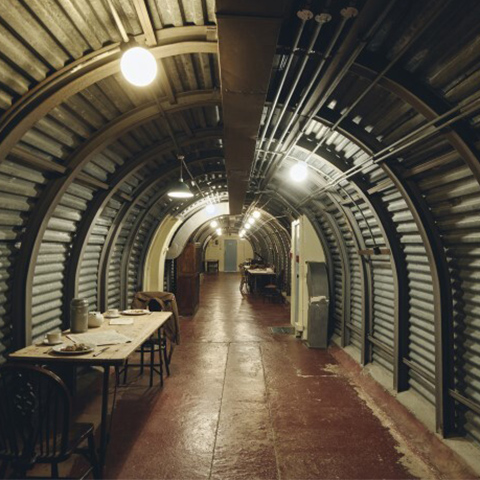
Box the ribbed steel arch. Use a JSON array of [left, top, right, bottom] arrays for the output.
[[98, 157, 225, 308], [115, 175, 228, 308], [277, 182, 371, 356], [310, 108, 455, 436], [10, 88, 221, 337], [133, 189, 230, 295], [0, 26, 217, 162], [351, 56, 480, 184], [135, 195, 276, 273], [295, 138, 410, 390], [308, 201, 351, 347], [271, 136, 406, 381], [191, 211, 291, 277], [98, 163, 225, 310], [12, 129, 222, 347], [64, 129, 224, 312], [190, 212, 288, 266], [117, 172, 227, 307]]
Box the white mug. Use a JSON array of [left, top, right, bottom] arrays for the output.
[[46, 331, 61, 344], [105, 308, 119, 317]]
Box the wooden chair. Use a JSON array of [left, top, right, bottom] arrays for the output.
[[122, 292, 180, 387], [239, 263, 249, 295], [263, 270, 285, 303], [0, 364, 98, 479]]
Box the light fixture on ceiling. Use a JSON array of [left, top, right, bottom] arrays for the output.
[[216, 228, 222, 236], [120, 45, 158, 87], [247, 217, 255, 225], [205, 204, 216, 215], [167, 155, 194, 198], [239, 232, 245, 238], [289, 162, 308, 182], [252, 210, 261, 219], [106, 0, 157, 87], [245, 223, 251, 230], [210, 220, 218, 228]]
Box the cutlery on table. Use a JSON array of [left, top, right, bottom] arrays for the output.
[[93, 346, 109, 357]]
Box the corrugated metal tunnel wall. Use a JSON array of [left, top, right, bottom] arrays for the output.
[[0, 0, 480, 450]]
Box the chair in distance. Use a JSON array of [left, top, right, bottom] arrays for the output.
[[122, 292, 180, 387], [262, 269, 285, 303], [239, 263, 249, 295], [0, 364, 98, 479]]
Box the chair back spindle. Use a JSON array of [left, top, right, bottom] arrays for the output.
[[0, 364, 71, 471]]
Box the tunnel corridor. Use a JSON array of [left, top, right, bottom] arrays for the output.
[[1, 0, 480, 477]]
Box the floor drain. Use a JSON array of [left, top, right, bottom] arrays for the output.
[[269, 326, 295, 335]]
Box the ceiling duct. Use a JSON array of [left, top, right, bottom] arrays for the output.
[[216, 0, 289, 214]]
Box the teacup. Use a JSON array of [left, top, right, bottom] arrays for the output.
[[105, 308, 119, 317], [46, 331, 61, 344]]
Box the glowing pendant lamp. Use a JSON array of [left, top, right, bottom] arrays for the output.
[[168, 156, 194, 199], [120, 44, 157, 87]]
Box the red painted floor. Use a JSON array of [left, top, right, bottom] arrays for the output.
[[102, 273, 441, 479], [44, 273, 475, 479]]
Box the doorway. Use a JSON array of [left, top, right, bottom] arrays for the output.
[[224, 239, 238, 272], [291, 221, 300, 328]]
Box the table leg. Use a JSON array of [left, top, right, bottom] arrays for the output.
[[98, 365, 110, 476]]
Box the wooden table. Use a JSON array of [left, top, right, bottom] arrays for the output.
[[246, 268, 276, 293], [9, 311, 172, 475]]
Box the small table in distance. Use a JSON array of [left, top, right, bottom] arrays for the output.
[[246, 267, 276, 293], [206, 260, 219, 273]]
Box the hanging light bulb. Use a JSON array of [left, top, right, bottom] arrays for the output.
[[253, 210, 261, 219], [216, 228, 222, 236], [210, 220, 218, 228], [247, 217, 255, 225], [245, 223, 251, 230], [240, 230, 246, 236], [289, 162, 308, 182], [120, 46, 158, 87], [168, 155, 194, 198]]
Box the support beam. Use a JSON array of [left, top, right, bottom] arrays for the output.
[[133, 0, 157, 46]]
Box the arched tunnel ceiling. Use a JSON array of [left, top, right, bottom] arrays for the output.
[[0, 0, 480, 446]]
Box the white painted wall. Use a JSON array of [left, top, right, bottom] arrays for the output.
[[143, 215, 182, 291], [290, 215, 326, 339], [205, 235, 254, 272]]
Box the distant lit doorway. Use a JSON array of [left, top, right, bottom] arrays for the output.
[[224, 239, 238, 272]]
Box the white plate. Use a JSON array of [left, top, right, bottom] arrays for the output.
[[121, 309, 151, 316], [52, 343, 95, 355]]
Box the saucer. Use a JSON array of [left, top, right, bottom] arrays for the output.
[[104, 314, 120, 319], [43, 338, 63, 346]]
